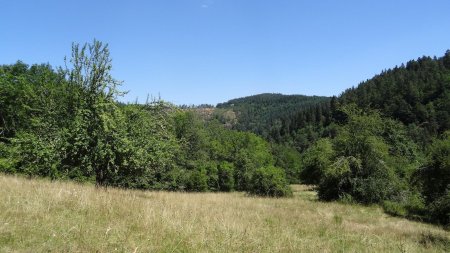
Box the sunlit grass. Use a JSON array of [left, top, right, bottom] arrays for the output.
[[0, 174, 448, 252]]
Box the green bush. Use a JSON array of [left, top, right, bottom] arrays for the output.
[[417, 133, 450, 204], [271, 144, 302, 184], [186, 169, 209, 192], [0, 142, 15, 173], [382, 201, 408, 217], [414, 132, 450, 225], [317, 107, 405, 204], [218, 161, 235, 191], [317, 156, 356, 201], [11, 132, 60, 179], [300, 138, 334, 184], [248, 166, 292, 197], [429, 191, 450, 227]]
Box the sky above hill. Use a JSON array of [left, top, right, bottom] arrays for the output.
[[1, 0, 450, 105]]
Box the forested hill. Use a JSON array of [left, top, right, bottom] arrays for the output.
[[259, 51, 450, 151], [279, 51, 450, 226], [340, 51, 450, 135], [215, 93, 330, 139]]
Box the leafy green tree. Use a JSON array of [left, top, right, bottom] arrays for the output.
[[300, 138, 334, 184], [414, 132, 450, 225], [117, 103, 181, 189], [248, 166, 292, 197], [218, 161, 235, 191], [416, 132, 450, 203], [186, 168, 209, 192], [271, 144, 302, 183], [62, 40, 127, 186], [318, 106, 403, 203]]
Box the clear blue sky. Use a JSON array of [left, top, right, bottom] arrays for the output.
[[1, 0, 450, 105]]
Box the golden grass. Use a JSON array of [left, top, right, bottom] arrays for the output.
[[0, 174, 449, 252]]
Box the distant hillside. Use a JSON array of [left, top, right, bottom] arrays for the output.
[[272, 51, 450, 143], [215, 93, 330, 139], [340, 51, 450, 135]]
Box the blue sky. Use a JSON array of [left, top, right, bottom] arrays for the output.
[[1, 0, 450, 105]]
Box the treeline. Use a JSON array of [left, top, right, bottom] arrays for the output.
[[0, 40, 292, 197]]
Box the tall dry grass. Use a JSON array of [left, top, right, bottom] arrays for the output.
[[0, 175, 448, 252]]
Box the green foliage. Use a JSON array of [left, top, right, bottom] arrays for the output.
[[317, 106, 405, 204], [0, 41, 291, 195], [300, 138, 334, 184], [218, 161, 234, 191], [414, 132, 450, 225], [186, 168, 209, 192], [61, 40, 128, 186], [115, 103, 181, 190], [248, 166, 292, 197], [429, 191, 450, 227], [382, 201, 408, 217], [10, 132, 60, 179], [216, 93, 330, 140], [318, 156, 359, 201], [416, 132, 450, 203], [341, 54, 450, 138], [0, 142, 15, 174], [271, 144, 302, 183]]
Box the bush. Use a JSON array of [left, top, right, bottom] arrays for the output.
[[0, 142, 15, 173], [318, 156, 356, 201], [300, 138, 334, 184], [186, 168, 209, 192], [271, 144, 302, 184], [429, 191, 450, 227], [10, 132, 60, 179], [414, 133, 450, 225], [417, 133, 450, 204], [317, 107, 406, 204], [382, 201, 408, 217], [248, 166, 292, 197], [218, 161, 234, 191]]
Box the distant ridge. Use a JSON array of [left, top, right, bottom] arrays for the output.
[[215, 93, 330, 138]]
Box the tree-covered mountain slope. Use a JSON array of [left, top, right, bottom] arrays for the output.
[[340, 51, 450, 136], [215, 93, 330, 139]]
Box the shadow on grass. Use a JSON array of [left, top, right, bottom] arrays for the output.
[[419, 232, 450, 251]]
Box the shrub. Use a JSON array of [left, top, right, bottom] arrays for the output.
[[318, 107, 405, 204], [318, 156, 357, 201], [0, 142, 15, 173], [248, 166, 292, 197], [429, 191, 450, 227], [300, 138, 334, 184], [10, 132, 60, 179], [186, 168, 209, 192], [382, 201, 408, 217], [218, 161, 235, 191], [416, 132, 450, 204], [414, 132, 450, 225]]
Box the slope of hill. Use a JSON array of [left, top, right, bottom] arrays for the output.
[[265, 51, 450, 151], [341, 51, 450, 136], [216, 93, 330, 139], [1, 174, 448, 252]]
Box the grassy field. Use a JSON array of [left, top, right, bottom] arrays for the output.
[[0, 175, 449, 252]]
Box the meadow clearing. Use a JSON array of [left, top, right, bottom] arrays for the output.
[[0, 174, 448, 252]]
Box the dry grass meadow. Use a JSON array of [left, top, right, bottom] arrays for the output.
[[0, 174, 449, 252]]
